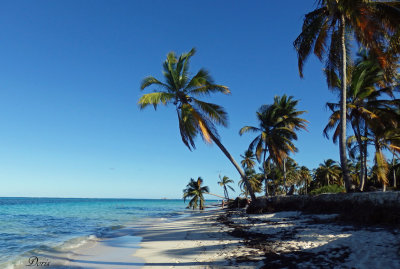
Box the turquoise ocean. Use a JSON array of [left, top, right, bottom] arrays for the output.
[[0, 197, 216, 268]]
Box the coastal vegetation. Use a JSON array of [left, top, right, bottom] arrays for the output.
[[139, 1, 400, 205], [294, 0, 400, 192]]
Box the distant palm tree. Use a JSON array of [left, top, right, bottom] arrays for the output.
[[315, 159, 342, 186], [183, 177, 209, 210], [294, 0, 400, 192], [240, 150, 256, 170], [389, 157, 400, 188], [238, 169, 263, 198], [218, 175, 235, 201], [299, 166, 312, 194], [239, 95, 307, 196], [138, 48, 256, 201]]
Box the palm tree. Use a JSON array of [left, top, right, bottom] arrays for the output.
[[218, 175, 235, 201], [240, 150, 256, 170], [389, 157, 400, 188], [368, 120, 400, 191], [299, 166, 312, 195], [239, 95, 307, 196], [314, 159, 342, 186], [273, 95, 308, 192], [238, 169, 263, 198], [324, 51, 400, 191], [294, 0, 400, 192], [183, 177, 209, 210], [138, 48, 256, 201]]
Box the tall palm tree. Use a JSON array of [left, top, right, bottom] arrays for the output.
[[183, 177, 209, 210], [314, 159, 342, 186], [368, 119, 400, 191], [324, 51, 400, 190], [218, 175, 235, 201], [294, 0, 400, 192], [239, 95, 307, 196], [273, 95, 308, 192], [138, 48, 256, 201]]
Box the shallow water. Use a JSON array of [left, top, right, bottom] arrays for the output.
[[0, 197, 209, 267]]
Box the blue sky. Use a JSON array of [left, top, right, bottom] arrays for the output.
[[0, 0, 343, 198]]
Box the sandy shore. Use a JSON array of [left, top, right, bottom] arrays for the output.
[[32, 209, 259, 269], [22, 208, 400, 268], [133, 210, 262, 268]]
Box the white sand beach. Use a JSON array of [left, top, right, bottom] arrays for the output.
[[28, 208, 400, 269]]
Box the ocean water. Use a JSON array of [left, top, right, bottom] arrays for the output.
[[0, 197, 213, 268]]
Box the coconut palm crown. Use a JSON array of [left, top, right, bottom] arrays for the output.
[[139, 48, 256, 201], [139, 48, 229, 150], [239, 95, 308, 166]]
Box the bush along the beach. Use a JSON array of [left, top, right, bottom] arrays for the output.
[[309, 184, 345, 195]]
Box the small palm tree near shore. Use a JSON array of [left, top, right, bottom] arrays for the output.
[[138, 48, 256, 201], [218, 175, 235, 201], [183, 177, 209, 210]]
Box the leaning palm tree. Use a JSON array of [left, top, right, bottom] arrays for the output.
[[294, 0, 400, 192], [183, 177, 209, 210], [218, 175, 235, 200], [138, 48, 256, 201]]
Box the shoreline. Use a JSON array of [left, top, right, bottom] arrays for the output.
[[10, 205, 400, 268]]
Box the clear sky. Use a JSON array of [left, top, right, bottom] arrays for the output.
[[0, 0, 343, 199]]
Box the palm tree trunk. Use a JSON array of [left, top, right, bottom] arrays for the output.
[[206, 192, 226, 199], [392, 154, 396, 188], [362, 123, 368, 191], [207, 130, 257, 201], [263, 154, 269, 197], [283, 158, 288, 194], [225, 186, 230, 200], [305, 177, 308, 195], [374, 140, 387, 192], [339, 15, 352, 192], [354, 124, 365, 191]]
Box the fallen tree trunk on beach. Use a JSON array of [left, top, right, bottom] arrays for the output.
[[246, 192, 400, 225], [206, 192, 231, 200]]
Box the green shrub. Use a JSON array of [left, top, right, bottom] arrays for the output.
[[309, 184, 345, 195]]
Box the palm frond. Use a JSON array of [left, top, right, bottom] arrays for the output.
[[192, 99, 228, 127], [140, 76, 170, 91], [138, 92, 175, 110], [239, 126, 261, 135]]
